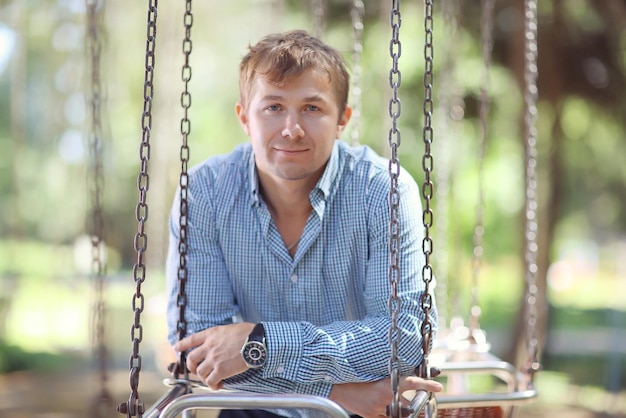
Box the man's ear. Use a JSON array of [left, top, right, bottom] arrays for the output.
[[235, 102, 250, 136], [337, 105, 352, 136]]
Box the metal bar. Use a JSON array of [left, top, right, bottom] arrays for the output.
[[439, 361, 516, 380], [436, 387, 538, 408], [437, 359, 518, 389], [439, 360, 516, 375], [143, 384, 191, 418], [433, 349, 506, 364], [159, 393, 350, 418], [408, 390, 430, 418]]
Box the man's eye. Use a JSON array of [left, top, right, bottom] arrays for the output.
[[267, 105, 281, 111], [306, 105, 320, 111]]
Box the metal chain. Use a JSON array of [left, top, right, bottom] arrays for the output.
[[523, 0, 541, 380], [117, 1, 158, 416], [418, 0, 435, 380], [85, 0, 112, 415], [386, 1, 402, 417], [469, 0, 495, 337], [349, 0, 364, 146], [311, 0, 325, 39], [174, 0, 193, 379]]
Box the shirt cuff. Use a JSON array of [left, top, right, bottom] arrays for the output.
[[262, 321, 303, 381], [223, 369, 333, 398]]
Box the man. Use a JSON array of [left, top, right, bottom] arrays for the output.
[[166, 30, 441, 418]]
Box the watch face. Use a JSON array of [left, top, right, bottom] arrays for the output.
[[242, 341, 267, 368]]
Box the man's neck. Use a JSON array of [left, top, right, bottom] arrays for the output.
[[257, 172, 316, 256], [258, 173, 315, 218]]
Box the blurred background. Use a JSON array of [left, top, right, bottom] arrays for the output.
[[0, 0, 625, 417]]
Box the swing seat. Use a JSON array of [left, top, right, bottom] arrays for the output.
[[408, 391, 504, 418], [415, 348, 537, 418], [436, 407, 503, 418], [415, 407, 502, 418]]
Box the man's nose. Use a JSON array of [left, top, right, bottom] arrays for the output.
[[281, 112, 305, 139]]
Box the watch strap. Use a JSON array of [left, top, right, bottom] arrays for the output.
[[248, 322, 265, 343]]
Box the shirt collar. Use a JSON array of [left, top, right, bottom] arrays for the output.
[[314, 140, 339, 201], [248, 147, 261, 207], [248, 140, 340, 206]]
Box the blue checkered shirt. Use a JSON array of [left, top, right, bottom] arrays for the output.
[[166, 140, 437, 415]]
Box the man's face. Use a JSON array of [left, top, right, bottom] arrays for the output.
[[236, 70, 351, 185]]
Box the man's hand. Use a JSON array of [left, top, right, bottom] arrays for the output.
[[329, 376, 444, 418], [172, 322, 256, 390]]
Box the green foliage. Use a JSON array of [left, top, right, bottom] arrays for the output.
[[0, 340, 76, 373], [543, 353, 626, 389], [549, 305, 626, 330], [0, 240, 76, 278]]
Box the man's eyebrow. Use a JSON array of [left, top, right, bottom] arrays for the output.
[[259, 94, 327, 102], [304, 95, 325, 102], [260, 95, 284, 102]]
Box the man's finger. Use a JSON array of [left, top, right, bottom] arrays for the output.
[[173, 331, 205, 351], [195, 357, 212, 378], [185, 353, 200, 374], [206, 370, 224, 391], [401, 376, 444, 393]]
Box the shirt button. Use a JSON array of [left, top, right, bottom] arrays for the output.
[[324, 375, 332, 382], [290, 274, 298, 283], [276, 366, 285, 374]]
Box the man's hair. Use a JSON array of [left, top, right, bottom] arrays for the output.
[[239, 30, 350, 116]]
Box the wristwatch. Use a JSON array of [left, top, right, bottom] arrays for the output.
[[240, 323, 267, 369]]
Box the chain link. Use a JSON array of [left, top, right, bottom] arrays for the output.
[[469, 0, 495, 337], [349, 0, 364, 146], [174, 0, 193, 379], [85, 0, 113, 415], [418, 0, 435, 381], [523, 0, 541, 380], [386, 1, 402, 417], [118, 1, 158, 416]]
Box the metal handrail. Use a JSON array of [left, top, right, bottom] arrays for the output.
[[439, 360, 516, 376], [437, 359, 518, 389], [431, 350, 539, 409], [158, 392, 351, 418], [437, 387, 538, 408], [143, 383, 193, 418], [408, 390, 434, 418], [149, 379, 434, 418], [432, 345, 505, 363]]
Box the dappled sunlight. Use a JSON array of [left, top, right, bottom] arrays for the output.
[[548, 238, 626, 309]]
